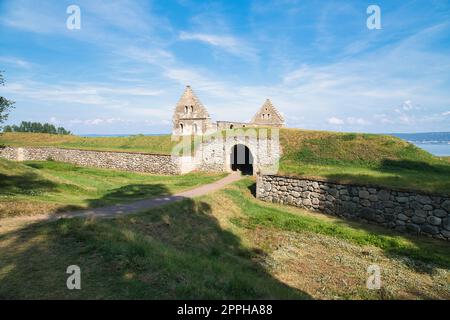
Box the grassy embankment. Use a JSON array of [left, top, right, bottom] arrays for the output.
[[0, 159, 225, 218], [2, 130, 450, 194], [0, 132, 176, 154], [279, 129, 450, 194], [1, 178, 448, 299]]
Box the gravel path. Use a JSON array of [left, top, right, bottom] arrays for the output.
[[0, 172, 242, 229]]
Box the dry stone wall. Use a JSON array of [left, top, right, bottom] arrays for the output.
[[0, 147, 180, 175], [257, 174, 450, 241]]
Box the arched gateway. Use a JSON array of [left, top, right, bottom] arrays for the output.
[[230, 144, 253, 175]]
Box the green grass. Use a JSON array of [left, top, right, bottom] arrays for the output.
[[2, 130, 450, 194], [226, 179, 450, 269], [279, 128, 450, 194], [1, 177, 448, 299], [0, 159, 225, 217], [0, 132, 176, 154], [0, 197, 307, 299]]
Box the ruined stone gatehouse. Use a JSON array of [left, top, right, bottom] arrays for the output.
[[171, 85, 282, 176], [172, 85, 284, 136]]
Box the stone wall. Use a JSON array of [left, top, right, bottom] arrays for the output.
[[257, 175, 450, 241], [0, 147, 181, 175], [193, 132, 281, 175]]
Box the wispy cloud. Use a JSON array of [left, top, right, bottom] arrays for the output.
[[1, 0, 449, 134], [179, 31, 258, 60], [1, 81, 163, 107], [327, 117, 344, 125], [0, 56, 33, 68]]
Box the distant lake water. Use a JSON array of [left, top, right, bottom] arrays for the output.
[[412, 143, 450, 156], [390, 132, 450, 157]]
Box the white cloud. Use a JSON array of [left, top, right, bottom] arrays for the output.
[[179, 31, 258, 60], [346, 117, 370, 125], [0, 56, 33, 68], [327, 117, 344, 125], [1, 81, 163, 106], [49, 117, 58, 124], [326, 117, 369, 126], [442, 111, 450, 116], [69, 118, 127, 125]]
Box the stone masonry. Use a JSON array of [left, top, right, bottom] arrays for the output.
[[172, 85, 285, 136], [257, 174, 450, 241], [0, 146, 180, 175]]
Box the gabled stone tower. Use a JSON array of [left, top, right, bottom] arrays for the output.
[[250, 99, 285, 127], [172, 85, 212, 135]]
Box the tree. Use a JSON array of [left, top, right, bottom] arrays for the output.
[[0, 71, 15, 131]]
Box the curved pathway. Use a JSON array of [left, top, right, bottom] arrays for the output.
[[0, 172, 242, 230]]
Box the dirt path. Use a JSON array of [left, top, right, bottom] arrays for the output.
[[0, 172, 242, 230]]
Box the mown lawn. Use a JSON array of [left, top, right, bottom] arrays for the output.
[[0, 159, 225, 218], [0, 178, 448, 299]]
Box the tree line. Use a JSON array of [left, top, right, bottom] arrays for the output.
[[3, 121, 71, 135]]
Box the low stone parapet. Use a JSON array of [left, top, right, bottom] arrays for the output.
[[0, 146, 181, 175], [257, 174, 450, 241]]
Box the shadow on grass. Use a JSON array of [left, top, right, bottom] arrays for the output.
[[49, 183, 174, 214], [379, 159, 450, 176], [244, 182, 450, 274], [0, 172, 57, 196], [88, 184, 171, 207], [0, 193, 310, 299]]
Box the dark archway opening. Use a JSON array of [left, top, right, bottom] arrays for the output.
[[230, 144, 253, 175]]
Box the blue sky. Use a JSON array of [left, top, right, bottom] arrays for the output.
[[0, 0, 449, 134]]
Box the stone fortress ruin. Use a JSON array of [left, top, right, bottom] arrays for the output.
[[172, 85, 284, 136], [171, 85, 284, 176]]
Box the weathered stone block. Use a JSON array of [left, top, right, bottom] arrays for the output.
[[422, 225, 439, 235], [396, 197, 409, 203], [416, 195, 432, 205], [361, 199, 371, 207], [328, 188, 338, 197], [378, 190, 390, 201], [360, 208, 376, 221], [427, 216, 442, 226], [359, 190, 370, 199], [433, 209, 447, 218], [411, 216, 426, 224], [443, 218, 450, 231], [414, 209, 427, 218], [406, 223, 421, 233], [441, 200, 450, 213]]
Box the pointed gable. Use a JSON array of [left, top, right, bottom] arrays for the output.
[[173, 85, 210, 121], [250, 99, 285, 127]]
